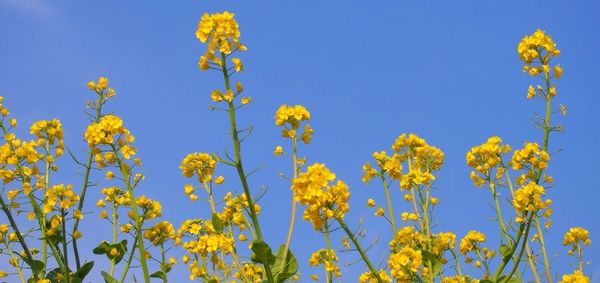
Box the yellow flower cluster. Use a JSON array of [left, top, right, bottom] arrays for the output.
[[0, 97, 10, 117], [308, 249, 341, 277], [30, 119, 65, 158], [180, 152, 217, 182], [459, 230, 486, 254], [512, 182, 550, 216], [466, 136, 511, 186], [291, 163, 350, 230], [563, 226, 591, 248], [87, 76, 116, 97], [196, 11, 246, 70], [43, 184, 80, 213], [99, 186, 131, 207], [389, 226, 424, 249], [85, 114, 136, 164], [233, 263, 263, 283], [558, 270, 590, 283], [517, 29, 560, 65], [511, 142, 550, 185], [443, 276, 480, 283], [359, 270, 392, 283], [178, 220, 235, 257], [274, 104, 313, 143], [220, 192, 259, 230], [135, 195, 162, 221], [388, 246, 422, 280], [143, 221, 175, 246]]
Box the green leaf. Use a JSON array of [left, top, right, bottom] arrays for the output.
[[499, 244, 511, 258], [479, 280, 493, 283], [101, 271, 119, 283], [73, 261, 94, 280], [271, 245, 298, 283], [108, 240, 128, 264], [93, 241, 110, 255], [250, 240, 275, 265], [30, 260, 45, 275], [150, 271, 166, 280], [212, 213, 224, 233], [420, 250, 441, 276]]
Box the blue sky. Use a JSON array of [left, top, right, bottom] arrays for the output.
[[1, 0, 599, 282]]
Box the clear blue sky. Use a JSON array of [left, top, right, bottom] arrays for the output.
[[1, 0, 599, 281]]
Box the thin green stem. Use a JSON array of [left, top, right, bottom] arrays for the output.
[[283, 138, 298, 272], [72, 100, 103, 270], [118, 232, 139, 283], [218, 51, 274, 283], [335, 216, 383, 283], [324, 223, 333, 283], [379, 174, 397, 233], [112, 145, 150, 283]]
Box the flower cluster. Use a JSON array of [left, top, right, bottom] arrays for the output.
[[144, 221, 175, 246], [563, 226, 591, 250], [308, 249, 341, 277], [517, 29, 560, 65], [511, 142, 550, 184], [180, 152, 217, 182], [388, 246, 422, 280], [466, 136, 511, 186], [274, 104, 313, 143], [358, 270, 392, 283], [30, 119, 65, 159], [196, 11, 246, 70], [291, 163, 350, 230], [512, 182, 550, 218], [177, 218, 236, 280], [85, 114, 136, 166], [134, 195, 162, 221], [43, 184, 80, 214]]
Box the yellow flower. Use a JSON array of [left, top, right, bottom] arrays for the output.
[[374, 207, 385, 216], [73, 230, 82, 239], [512, 182, 550, 215], [232, 58, 243, 72], [366, 198, 376, 207], [196, 11, 245, 54], [563, 226, 591, 248], [291, 163, 350, 230], [144, 221, 175, 246], [555, 64, 563, 79], [459, 230, 486, 254], [240, 96, 252, 104], [273, 145, 283, 156], [362, 162, 378, 183], [215, 176, 225, 184], [388, 246, 422, 280], [466, 136, 511, 186], [180, 152, 216, 182], [559, 270, 590, 283], [517, 29, 560, 65]]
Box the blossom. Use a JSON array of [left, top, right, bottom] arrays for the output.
[[180, 152, 217, 182], [291, 163, 350, 230]]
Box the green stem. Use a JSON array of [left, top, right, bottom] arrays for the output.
[[324, 223, 333, 283], [219, 51, 274, 283], [379, 174, 397, 233], [61, 210, 70, 283], [118, 232, 139, 283], [112, 145, 150, 283], [72, 100, 103, 270], [160, 243, 168, 283], [109, 203, 118, 276], [283, 138, 298, 272], [335, 216, 383, 283]]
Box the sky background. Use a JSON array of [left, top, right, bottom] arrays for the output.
[[1, 0, 599, 282]]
